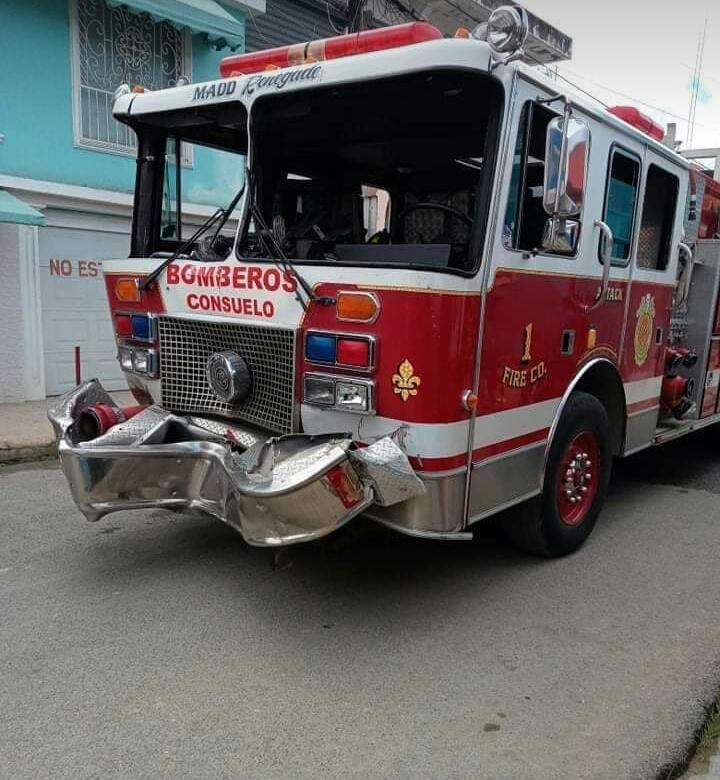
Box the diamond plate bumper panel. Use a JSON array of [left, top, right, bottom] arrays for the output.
[[349, 437, 426, 506], [48, 380, 424, 547]]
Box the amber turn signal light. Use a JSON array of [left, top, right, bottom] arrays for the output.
[[336, 291, 379, 323], [115, 277, 140, 302]]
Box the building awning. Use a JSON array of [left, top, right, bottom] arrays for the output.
[[0, 191, 45, 226], [108, 0, 246, 48]]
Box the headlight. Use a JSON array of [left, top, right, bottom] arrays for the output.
[[117, 346, 157, 376], [304, 374, 374, 414], [118, 346, 133, 371], [335, 381, 370, 412], [304, 375, 335, 406], [131, 348, 154, 375]]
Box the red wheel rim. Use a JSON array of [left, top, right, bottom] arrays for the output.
[[556, 431, 600, 527]]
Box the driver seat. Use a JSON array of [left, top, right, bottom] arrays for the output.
[[402, 191, 472, 244]]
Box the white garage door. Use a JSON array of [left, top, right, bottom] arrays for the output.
[[39, 225, 130, 395]]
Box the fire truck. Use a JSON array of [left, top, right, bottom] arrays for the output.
[[49, 7, 720, 557]]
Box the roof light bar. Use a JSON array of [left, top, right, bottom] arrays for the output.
[[608, 106, 665, 142], [219, 22, 443, 78]]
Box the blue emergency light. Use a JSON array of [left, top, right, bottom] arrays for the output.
[[131, 314, 154, 341], [305, 333, 336, 363]]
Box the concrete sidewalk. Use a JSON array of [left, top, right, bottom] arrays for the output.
[[0, 390, 134, 463]]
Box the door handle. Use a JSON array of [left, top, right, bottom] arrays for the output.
[[585, 220, 614, 312], [676, 242, 694, 306]]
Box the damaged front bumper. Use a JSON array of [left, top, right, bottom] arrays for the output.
[[48, 380, 425, 546]]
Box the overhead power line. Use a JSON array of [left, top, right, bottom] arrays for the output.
[[326, 0, 344, 34], [555, 66, 720, 136], [347, 0, 365, 31], [687, 17, 709, 147]]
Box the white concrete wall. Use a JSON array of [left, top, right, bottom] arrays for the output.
[[0, 223, 26, 402], [0, 176, 234, 402]]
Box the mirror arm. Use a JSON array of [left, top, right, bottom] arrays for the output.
[[676, 242, 694, 306], [585, 220, 613, 313], [552, 103, 573, 219]]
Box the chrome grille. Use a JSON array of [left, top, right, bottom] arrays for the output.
[[158, 317, 296, 434]]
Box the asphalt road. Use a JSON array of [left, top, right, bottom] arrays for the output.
[[3, 432, 720, 780]]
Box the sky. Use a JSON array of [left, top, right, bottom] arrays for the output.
[[524, 0, 719, 152]]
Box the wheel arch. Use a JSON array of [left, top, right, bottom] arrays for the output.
[[542, 359, 626, 486]]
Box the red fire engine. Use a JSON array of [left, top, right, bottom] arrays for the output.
[[49, 8, 720, 557]]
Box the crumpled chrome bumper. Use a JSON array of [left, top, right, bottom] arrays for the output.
[[48, 380, 425, 547]]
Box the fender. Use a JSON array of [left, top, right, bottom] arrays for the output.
[[540, 357, 626, 489]]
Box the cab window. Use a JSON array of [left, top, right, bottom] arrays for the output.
[[503, 101, 558, 253], [637, 164, 679, 270], [601, 147, 640, 263]]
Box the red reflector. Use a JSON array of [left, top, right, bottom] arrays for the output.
[[325, 464, 363, 509], [115, 314, 132, 338], [336, 338, 370, 367], [219, 22, 443, 77]]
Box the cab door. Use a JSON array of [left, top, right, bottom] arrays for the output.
[[468, 80, 634, 520], [619, 149, 686, 452]]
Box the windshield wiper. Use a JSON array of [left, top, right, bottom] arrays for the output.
[[243, 170, 334, 310], [140, 183, 246, 291], [249, 202, 333, 311]]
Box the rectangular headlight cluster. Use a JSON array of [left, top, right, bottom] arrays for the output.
[[304, 373, 374, 414], [118, 346, 158, 377]]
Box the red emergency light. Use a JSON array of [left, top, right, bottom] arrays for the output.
[[608, 106, 665, 142], [219, 22, 444, 78]]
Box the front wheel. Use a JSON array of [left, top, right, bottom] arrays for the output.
[[502, 391, 612, 557]]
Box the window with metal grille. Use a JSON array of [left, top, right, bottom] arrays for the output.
[[637, 164, 679, 271], [71, 0, 191, 155]]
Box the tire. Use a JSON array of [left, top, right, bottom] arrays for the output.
[[502, 391, 612, 557]]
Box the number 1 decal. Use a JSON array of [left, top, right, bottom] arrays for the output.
[[521, 323, 533, 364], [503, 322, 546, 388]]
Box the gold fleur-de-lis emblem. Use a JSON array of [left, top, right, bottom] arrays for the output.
[[392, 359, 421, 402]]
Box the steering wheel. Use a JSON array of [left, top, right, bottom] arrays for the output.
[[392, 202, 473, 244]]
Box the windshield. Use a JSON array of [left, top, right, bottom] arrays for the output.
[[126, 101, 248, 258], [238, 69, 503, 274]]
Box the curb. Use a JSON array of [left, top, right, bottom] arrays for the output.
[[0, 443, 58, 465]]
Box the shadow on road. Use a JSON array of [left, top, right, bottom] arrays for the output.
[[613, 425, 720, 494]]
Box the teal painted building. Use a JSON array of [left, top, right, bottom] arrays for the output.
[[0, 0, 262, 401], [0, 0, 253, 202]]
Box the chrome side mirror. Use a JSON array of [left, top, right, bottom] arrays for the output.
[[543, 113, 590, 218], [541, 217, 580, 254]]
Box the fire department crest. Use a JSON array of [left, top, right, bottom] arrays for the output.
[[392, 359, 421, 402], [633, 294, 656, 367]]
